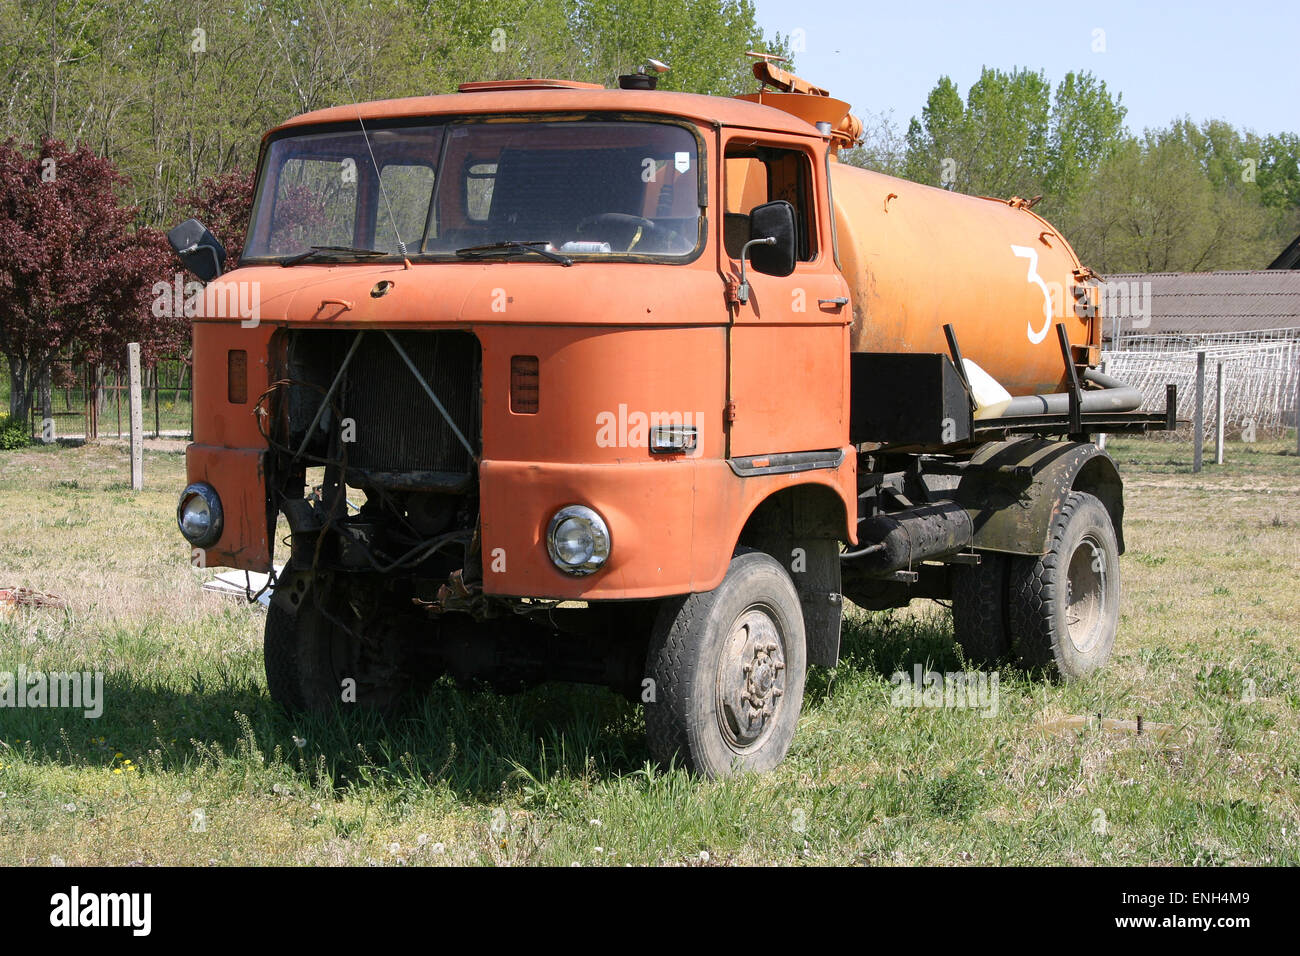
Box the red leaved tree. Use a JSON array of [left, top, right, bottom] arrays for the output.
[[0, 138, 177, 422], [174, 168, 255, 271]]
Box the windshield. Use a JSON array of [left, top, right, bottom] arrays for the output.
[[243, 119, 703, 261]]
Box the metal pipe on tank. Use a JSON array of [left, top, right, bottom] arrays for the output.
[[995, 368, 1144, 418]]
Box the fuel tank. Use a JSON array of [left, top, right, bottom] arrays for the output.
[[830, 162, 1098, 396]]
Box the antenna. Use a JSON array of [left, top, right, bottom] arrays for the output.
[[313, 0, 407, 256]]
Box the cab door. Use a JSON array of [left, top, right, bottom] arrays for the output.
[[720, 133, 851, 458]]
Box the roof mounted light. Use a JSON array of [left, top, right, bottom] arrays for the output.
[[618, 58, 670, 91]]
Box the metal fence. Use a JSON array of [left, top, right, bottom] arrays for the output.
[[2, 356, 192, 441], [1103, 329, 1300, 438]]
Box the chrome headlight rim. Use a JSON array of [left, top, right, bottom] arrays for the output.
[[546, 504, 611, 576], [177, 481, 224, 549]]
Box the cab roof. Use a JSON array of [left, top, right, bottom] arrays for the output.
[[265, 84, 823, 141]]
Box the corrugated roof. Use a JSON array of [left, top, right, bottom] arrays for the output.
[[1101, 270, 1300, 336]]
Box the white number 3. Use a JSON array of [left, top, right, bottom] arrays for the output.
[[1011, 244, 1053, 345]]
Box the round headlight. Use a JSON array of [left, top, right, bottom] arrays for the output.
[[177, 482, 223, 548], [546, 505, 610, 576]]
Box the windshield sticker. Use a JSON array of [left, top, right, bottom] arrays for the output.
[[674, 151, 690, 174]]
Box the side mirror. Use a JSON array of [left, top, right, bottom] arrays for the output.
[[167, 218, 227, 282], [747, 200, 797, 277]]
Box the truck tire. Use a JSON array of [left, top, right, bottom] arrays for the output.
[[1008, 491, 1120, 679], [951, 554, 1011, 666], [644, 551, 806, 778], [264, 585, 407, 713]]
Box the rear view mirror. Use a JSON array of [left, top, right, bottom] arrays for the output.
[[748, 200, 797, 277], [167, 218, 227, 282]]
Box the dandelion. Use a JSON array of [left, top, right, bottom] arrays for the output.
[[699, 850, 710, 864], [113, 768, 122, 775], [589, 818, 602, 828], [292, 735, 306, 749], [416, 834, 429, 847], [62, 802, 76, 812], [431, 842, 445, 855], [594, 846, 604, 854], [50, 855, 65, 867], [388, 842, 401, 854]]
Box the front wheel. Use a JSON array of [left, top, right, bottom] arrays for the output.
[[1009, 491, 1120, 679], [644, 551, 807, 778], [264, 576, 409, 713]]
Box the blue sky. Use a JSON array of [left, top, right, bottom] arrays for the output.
[[751, 0, 1298, 138]]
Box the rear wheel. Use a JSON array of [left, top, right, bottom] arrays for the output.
[[644, 552, 807, 778], [950, 554, 1011, 666], [1009, 491, 1120, 679]]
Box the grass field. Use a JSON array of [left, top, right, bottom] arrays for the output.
[[1, 436, 1297, 866]]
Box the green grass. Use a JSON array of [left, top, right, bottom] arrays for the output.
[[0, 437, 1297, 865]]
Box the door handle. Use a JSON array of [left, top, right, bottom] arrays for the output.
[[818, 297, 849, 307]]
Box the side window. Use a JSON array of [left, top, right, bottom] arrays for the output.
[[723, 145, 816, 262], [269, 157, 358, 254], [378, 163, 435, 249]]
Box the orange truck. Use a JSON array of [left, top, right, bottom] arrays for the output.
[[168, 61, 1172, 777]]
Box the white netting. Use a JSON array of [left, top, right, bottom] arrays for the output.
[[1103, 329, 1300, 438]]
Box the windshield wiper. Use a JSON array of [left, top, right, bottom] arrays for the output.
[[454, 241, 573, 266], [281, 245, 390, 266]]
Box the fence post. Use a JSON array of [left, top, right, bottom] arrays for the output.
[[153, 365, 160, 438], [128, 343, 143, 491], [1193, 350, 1205, 473], [1096, 359, 1107, 450], [1215, 361, 1225, 466]]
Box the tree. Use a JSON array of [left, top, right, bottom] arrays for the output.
[[0, 137, 176, 422], [174, 167, 255, 269], [902, 67, 1127, 228], [571, 0, 781, 96], [840, 109, 906, 176], [1044, 71, 1127, 202], [1069, 130, 1276, 273]]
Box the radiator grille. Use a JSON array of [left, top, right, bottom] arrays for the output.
[[285, 330, 481, 475]]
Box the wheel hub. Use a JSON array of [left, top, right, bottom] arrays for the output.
[[1065, 534, 1106, 654], [718, 607, 787, 749]]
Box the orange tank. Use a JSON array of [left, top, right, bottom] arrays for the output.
[[736, 73, 1099, 398], [830, 164, 1099, 397]]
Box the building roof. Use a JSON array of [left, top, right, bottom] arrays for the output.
[[267, 84, 822, 141], [1102, 270, 1300, 337]]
